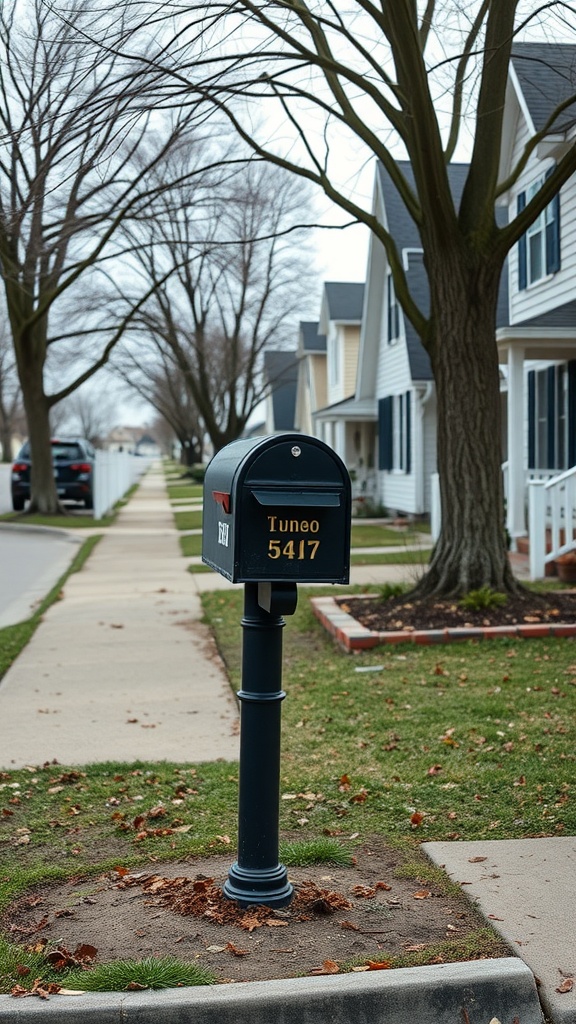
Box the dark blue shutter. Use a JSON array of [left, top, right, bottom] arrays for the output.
[[547, 365, 556, 469], [517, 191, 527, 290], [528, 370, 535, 469], [545, 168, 561, 275], [568, 361, 576, 466], [378, 396, 393, 470], [405, 391, 411, 474]]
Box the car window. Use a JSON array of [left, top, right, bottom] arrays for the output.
[[51, 443, 84, 461]]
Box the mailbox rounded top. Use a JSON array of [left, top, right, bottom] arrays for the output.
[[204, 433, 350, 495]]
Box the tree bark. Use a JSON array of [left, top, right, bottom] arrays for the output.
[[413, 251, 520, 598], [16, 330, 62, 515]]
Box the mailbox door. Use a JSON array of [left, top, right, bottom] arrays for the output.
[[238, 486, 349, 582]]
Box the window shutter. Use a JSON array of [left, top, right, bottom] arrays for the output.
[[547, 365, 556, 469], [378, 396, 393, 470], [405, 391, 411, 474], [546, 192, 561, 275], [386, 277, 393, 343], [568, 361, 576, 467], [528, 370, 535, 469], [517, 191, 527, 290]]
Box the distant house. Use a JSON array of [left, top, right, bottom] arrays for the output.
[[263, 349, 299, 433], [294, 320, 327, 436]]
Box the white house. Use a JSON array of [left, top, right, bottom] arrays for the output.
[[344, 42, 576, 542], [496, 42, 576, 549]]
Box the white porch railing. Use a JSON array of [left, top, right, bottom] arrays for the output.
[[93, 451, 150, 520], [528, 466, 576, 579]]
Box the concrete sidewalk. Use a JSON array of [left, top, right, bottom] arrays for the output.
[[0, 464, 238, 767], [0, 467, 568, 1024]]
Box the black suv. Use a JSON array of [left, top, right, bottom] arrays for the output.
[[11, 438, 96, 511]]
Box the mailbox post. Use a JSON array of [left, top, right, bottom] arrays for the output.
[[203, 433, 351, 908]]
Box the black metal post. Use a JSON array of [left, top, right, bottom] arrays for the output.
[[223, 582, 297, 908]]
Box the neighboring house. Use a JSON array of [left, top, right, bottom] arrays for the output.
[[294, 321, 327, 436], [496, 42, 576, 546], [343, 42, 575, 530], [263, 349, 299, 433], [310, 282, 373, 496]]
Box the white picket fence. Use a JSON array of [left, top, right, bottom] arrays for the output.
[[93, 450, 151, 519]]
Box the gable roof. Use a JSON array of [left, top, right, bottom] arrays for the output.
[[299, 320, 326, 353], [323, 282, 364, 322], [359, 161, 509, 388], [263, 350, 299, 431], [375, 161, 471, 381], [511, 43, 576, 134]]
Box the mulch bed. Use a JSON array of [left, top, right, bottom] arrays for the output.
[[341, 590, 576, 634]]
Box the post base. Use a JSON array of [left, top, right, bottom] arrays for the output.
[[223, 861, 294, 908]]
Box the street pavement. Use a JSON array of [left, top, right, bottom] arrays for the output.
[[0, 527, 82, 628], [0, 464, 570, 1024]]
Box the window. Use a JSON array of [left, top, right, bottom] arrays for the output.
[[378, 392, 411, 472], [387, 273, 400, 342], [528, 364, 570, 470], [517, 170, 560, 289]]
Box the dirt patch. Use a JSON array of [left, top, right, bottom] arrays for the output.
[[342, 590, 576, 634], [4, 842, 508, 982]]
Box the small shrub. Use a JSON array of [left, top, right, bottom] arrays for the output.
[[460, 587, 507, 611], [377, 583, 406, 602]]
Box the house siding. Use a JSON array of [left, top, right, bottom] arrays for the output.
[[508, 118, 576, 323], [343, 326, 360, 395], [375, 327, 419, 514]]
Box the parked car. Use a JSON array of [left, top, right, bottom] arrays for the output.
[[11, 438, 96, 511]]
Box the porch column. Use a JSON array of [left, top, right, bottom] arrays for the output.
[[507, 344, 526, 547]]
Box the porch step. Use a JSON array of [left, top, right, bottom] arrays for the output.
[[515, 535, 557, 576]]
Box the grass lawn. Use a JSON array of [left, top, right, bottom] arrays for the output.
[[0, 512, 113, 528], [350, 523, 427, 547], [350, 549, 431, 566], [167, 484, 204, 501], [173, 509, 203, 531]]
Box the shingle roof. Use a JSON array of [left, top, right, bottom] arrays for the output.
[[263, 350, 299, 431], [323, 282, 364, 321], [299, 321, 326, 353], [516, 299, 576, 330], [511, 43, 576, 134], [376, 161, 509, 380]]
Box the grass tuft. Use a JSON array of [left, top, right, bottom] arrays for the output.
[[64, 956, 215, 991], [280, 838, 353, 867]]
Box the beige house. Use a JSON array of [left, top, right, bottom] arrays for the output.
[[294, 321, 327, 436]]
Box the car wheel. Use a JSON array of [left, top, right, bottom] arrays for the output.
[[12, 496, 25, 511], [84, 494, 94, 510]]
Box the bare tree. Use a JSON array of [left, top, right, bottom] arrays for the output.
[[0, 0, 218, 512], [116, 0, 576, 596], [117, 158, 315, 452], [0, 322, 22, 460]]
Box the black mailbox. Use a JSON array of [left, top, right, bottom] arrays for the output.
[[202, 433, 351, 584]]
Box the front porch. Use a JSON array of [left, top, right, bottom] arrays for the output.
[[497, 322, 576, 554]]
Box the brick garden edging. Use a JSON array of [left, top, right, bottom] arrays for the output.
[[310, 595, 576, 651]]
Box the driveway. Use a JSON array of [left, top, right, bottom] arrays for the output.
[[0, 527, 82, 628]]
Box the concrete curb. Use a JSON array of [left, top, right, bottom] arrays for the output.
[[0, 523, 85, 540], [311, 594, 576, 650], [0, 958, 542, 1024]]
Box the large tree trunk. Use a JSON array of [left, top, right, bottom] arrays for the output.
[[17, 334, 62, 515], [414, 254, 520, 598]]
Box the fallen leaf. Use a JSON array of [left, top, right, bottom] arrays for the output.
[[468, 856, 488, 863], [125, 981, 148, 991], [366, 959, 392, 970], [410, 812, 424, 827], [427, 765, 443, 776], [265, 919, 289, 927], [556, 978, 574, 994], [412, 890, 432, 900], [206, 944, 227, 953], [341, 920, 360, 931], [226, 942, 250, 956], [239, 913, 263, 933], [310, 959, 340, 975]]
